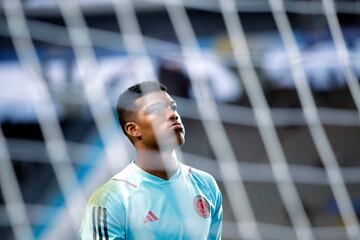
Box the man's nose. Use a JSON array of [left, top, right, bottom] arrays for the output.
[[166, 107, 178, 120]]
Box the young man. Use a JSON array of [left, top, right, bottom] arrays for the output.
[[80, 81, 222, 239]]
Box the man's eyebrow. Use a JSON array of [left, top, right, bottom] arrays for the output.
[[143, 101, 165, 111], [146, 99, 175, 106], [145, 101, 165, 107]]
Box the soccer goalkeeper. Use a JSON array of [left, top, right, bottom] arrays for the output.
[[80, 81, 222, 239]]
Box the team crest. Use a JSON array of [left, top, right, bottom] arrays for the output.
[[193, 195, 210, 218]]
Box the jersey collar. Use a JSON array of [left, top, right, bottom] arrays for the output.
[[130, 161, 181, 184]]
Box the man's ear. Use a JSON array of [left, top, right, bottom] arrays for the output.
[[125, 121, 141, 139]]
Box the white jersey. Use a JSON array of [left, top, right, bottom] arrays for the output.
[[80, 161, 222, 239]]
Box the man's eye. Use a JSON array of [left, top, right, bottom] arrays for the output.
[[148, 107, 161, 114], [147, 104, 166, 114], [147, 102, 177, 114], [170, 103, 177, 112]]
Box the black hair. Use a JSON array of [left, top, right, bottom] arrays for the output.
[[116, 81, 167, 137]]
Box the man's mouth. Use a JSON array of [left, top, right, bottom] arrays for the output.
[[170, 122, 184, 131]]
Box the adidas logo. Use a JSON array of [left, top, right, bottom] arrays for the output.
[[143, 210, 159, 223]]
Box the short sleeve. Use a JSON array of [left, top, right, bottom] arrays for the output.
[[79, 182, 126, 240]]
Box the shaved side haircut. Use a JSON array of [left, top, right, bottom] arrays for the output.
[[116, 81, 167, 138]]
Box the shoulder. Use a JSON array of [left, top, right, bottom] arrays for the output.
[[87, 180, 121, 206], [87, 164, 139, 207], [180, 163, 222, 209], [180, 163, 219, 192]]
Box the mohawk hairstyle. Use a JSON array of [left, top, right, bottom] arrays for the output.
[[116, 81, 167, 137]]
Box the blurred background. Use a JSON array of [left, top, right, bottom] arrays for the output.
[[0, 0, 360, 239]]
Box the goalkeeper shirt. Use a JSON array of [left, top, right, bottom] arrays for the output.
[[79, 161, 222, 240]]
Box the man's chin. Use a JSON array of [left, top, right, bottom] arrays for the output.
[[158, 134, 185, 150], [178, 135, 185, 146], [174, 131, 185, 146]]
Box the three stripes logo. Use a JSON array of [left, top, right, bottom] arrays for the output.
[[92, 206, 109, 240], [143, 210, 159, 224]]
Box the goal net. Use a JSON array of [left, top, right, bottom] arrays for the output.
[[0, 0, 360, 239]]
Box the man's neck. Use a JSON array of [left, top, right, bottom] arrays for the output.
[[134, 149, 179, 180]]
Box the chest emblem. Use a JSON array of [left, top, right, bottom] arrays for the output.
[[193, 195, 210, 218], [143, 210, 159, 223]]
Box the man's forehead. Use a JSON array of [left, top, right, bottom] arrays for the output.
[[135, 91, 174, 108]]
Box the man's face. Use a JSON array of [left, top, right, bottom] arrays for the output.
[[133, 91, 185, 150]]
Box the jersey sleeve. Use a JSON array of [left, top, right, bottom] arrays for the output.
[[79, 182, 126, 240], [208, 177, 223, 240]]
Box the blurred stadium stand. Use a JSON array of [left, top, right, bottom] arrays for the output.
[[1, 0, 360, 239]]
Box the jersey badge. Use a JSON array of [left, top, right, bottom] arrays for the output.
[[193, 195, 210, 218]]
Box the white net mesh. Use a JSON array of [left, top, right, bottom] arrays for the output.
[[0, 0, 360, 239]]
